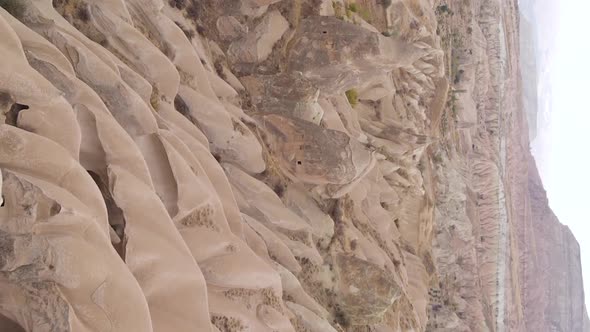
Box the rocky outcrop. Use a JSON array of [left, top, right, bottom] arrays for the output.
[[228, 10, 288, 64], [334, 254, 402, 324], [257, 113, 374, 186], [241, 72, 322, 123], [287, 16, 426, 92], [0, 0, 587, 331], [521, 161, 590, 332]]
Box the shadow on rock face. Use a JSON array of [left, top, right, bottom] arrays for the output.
[[0, 313, 25, 332]]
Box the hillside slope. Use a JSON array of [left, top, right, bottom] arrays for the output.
[[0, 0, 587, 331]]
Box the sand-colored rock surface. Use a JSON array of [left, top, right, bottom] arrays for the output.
[[0, 0, 588, 331]]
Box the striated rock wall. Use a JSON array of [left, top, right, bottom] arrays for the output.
[[0, 0, 587, 331]]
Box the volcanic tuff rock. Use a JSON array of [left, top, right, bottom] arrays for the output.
[[286, 15, 428, 93], [0, 0, 587, 331]]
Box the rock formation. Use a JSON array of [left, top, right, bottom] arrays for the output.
[[0, 0, 587, 331]]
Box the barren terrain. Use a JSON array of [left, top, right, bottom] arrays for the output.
[[0, 0, 588, 331]]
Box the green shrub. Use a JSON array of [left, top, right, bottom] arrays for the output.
[[345, 89, 359, 107], [346, 3, 371, 23], [359, 8, 372, 22], [0, 0, 25, 18]]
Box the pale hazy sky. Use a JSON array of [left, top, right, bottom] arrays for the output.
[[529, 0, 590, 310]]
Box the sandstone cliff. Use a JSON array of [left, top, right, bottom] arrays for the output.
[[0, 0, 587, 331]]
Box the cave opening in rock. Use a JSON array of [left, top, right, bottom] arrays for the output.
[[0, 92, 26, 127], [87, 170, 127, 260]]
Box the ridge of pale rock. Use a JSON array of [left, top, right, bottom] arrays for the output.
[[0, 0, 587, 331]]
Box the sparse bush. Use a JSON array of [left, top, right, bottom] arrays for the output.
[[454, 69, 464, 84], [437, 4, 449, 13], [150, 86, 160, 110], [346, 2, 372, 22], [185, 2, 199, 20], [432, 153, 444, 164], [332, 1, 344, 19], [195, 24, 205, 35], [358, 8, 372, 22], [345, 89, 358, 107], [169, 0, 185, 9], [76, 4, 90, 22], [0, 0, 25, 18], [273, 184, 284, 197], [345, 8, 353, 19]]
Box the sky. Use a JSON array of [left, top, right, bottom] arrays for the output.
[[524, 0, 590, 310]]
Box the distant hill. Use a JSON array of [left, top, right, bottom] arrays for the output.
[[519, 12, 539, 140]]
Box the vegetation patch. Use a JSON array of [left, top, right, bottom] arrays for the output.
[[150, 85, 160, 111], [75, 4, 90, 22], [185, 1, 200, 20], [347, 3, 359, 13], [346, 2, 372, 23], [345, 89, 359, 107], [332, 1, 344, 19]]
